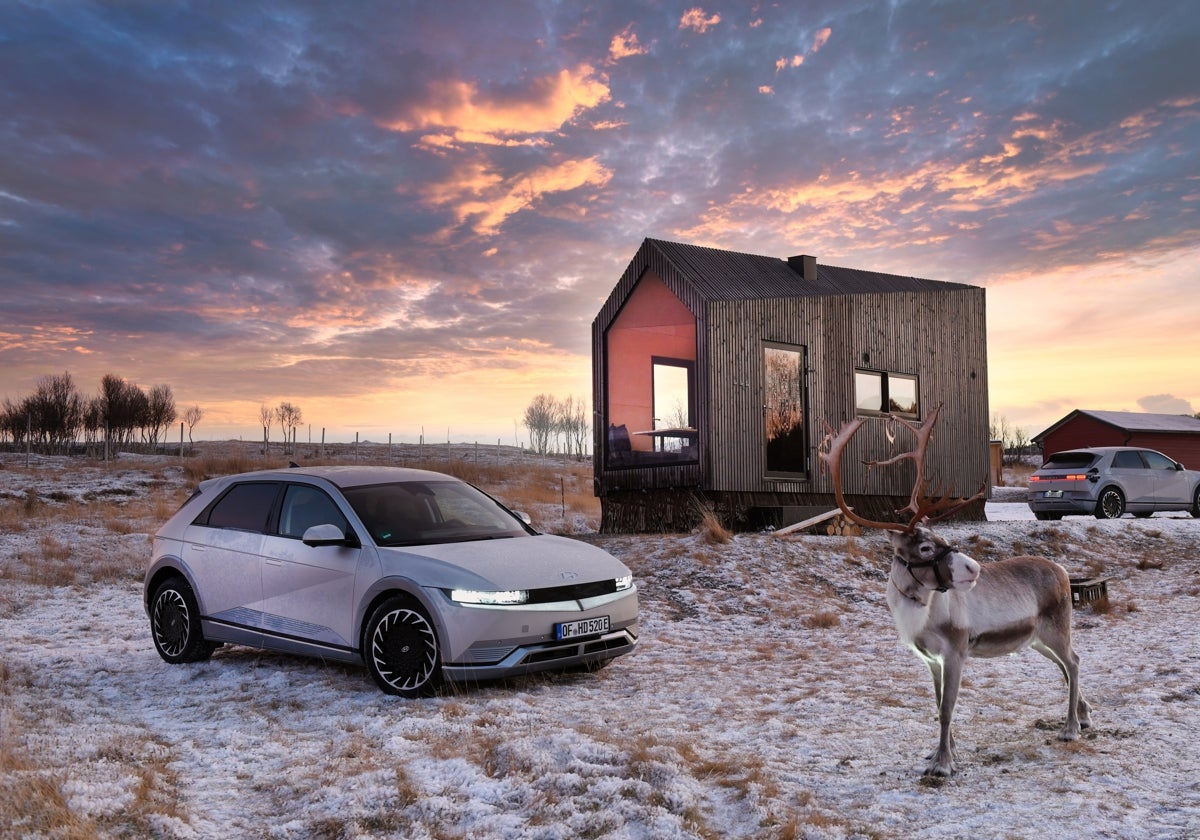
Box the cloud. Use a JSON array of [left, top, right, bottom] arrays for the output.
[[679, 8, 720, 33], [609, 25, 650, 61], [379, 65, 610, 146], [422, 156, 612, 237], [1137, 395, 1196, 415]]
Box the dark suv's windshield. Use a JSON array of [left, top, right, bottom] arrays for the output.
[[342, 480, 529, 547]]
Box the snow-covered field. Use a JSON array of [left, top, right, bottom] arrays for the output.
[[2, 454, 1198, 838]]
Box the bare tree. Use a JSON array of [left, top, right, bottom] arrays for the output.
[[259, 404, 273, 453], [184, 405, 203, 448], [99, 374, 149, 455], [276, 402, 302, 455], [145, 384, 177, 450], [523, 394, 555, 455], [556, 395, 590, 457]]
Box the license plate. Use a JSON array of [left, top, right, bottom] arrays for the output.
[[556, 615, 610, 640], [1044, 490, 1063, 498]]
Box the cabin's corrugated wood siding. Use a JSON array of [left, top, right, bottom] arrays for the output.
[[706, 287, 989, 497]]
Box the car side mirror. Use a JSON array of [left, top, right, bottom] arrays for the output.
[[302, 523, 352, 547], [513, 511, 533, 526]]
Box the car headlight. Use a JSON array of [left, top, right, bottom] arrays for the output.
[[615, 574, 633, 591], [449, 588, 528, 605]]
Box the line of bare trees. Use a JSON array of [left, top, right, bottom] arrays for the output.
[[261, 401, 303, 455], [523, 394, 590, 456], [0, 371, 197, 457]]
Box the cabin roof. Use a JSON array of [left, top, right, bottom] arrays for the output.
[[644, 238, 977, 301]]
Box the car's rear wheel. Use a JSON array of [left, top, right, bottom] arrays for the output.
[[1192, 487, 1200, 519], [1095, 488, 1125, 519], [364, 597, 442, 697], [150, 577, 215, 664]]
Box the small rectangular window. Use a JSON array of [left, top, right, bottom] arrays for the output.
[[855, 369, 918, 418]]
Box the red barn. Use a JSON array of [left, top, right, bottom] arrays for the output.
[[1033, 410, 1200, 467]]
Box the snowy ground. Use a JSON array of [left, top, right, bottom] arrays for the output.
[[1, 456, 1198, 838]]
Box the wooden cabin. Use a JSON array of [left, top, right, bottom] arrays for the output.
[[591, 238, 990, 533], [1033, 410, 1200, 467]]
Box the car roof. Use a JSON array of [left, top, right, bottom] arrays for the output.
[[1050, 446, 1152, 456], [200, 465, 463, 492]]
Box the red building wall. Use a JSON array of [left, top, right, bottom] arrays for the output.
[[1040, 416, 1200, 468]]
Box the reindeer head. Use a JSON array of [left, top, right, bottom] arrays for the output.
[[819, 406, 985, 593]]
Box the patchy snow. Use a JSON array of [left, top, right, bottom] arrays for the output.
[[2, 459, 1199, 838]]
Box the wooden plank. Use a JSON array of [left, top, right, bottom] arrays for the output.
[[773, 506, 842, 535]]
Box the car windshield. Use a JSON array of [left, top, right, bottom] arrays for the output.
[[1041, 452, 1099, 470], [341, 480, 529, 547]]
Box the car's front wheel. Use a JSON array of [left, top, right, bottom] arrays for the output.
[[1095, 488, 1125, 519], [1191, 486, 1200, 519], [364, 597, 442, 697], [150, 577, 215, 664]]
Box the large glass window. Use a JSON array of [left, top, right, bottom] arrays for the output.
[[603, 272, 699, 469], [765, 343, 808, 475], [855, 369, 918, 417]]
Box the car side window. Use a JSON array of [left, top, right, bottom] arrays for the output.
[[1141, 451, 1177, 471], [279, 485, 349, 538], [1111, 451, 1146, 469], [201, 482, 280, 532]]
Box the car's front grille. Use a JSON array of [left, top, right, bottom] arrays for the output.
[[525, 579, 617, 604]]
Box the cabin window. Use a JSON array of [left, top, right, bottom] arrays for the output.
[[764, 343, 808, 475], [855, 369, 918, 417]]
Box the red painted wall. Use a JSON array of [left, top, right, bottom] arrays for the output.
[[1040, 416, 1200, 468]]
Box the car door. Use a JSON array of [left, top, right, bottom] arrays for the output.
[[182, 481, 279, 631], [259, 483, 362, 650], [1109, 450, 1155, 511], [1141, 449, 1190, 508]]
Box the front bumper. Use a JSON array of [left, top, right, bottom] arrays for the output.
[[427, 586, 640, 682], [442, 622, 638, 682]]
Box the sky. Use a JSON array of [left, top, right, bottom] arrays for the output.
[[1, 1, 1198, 445]]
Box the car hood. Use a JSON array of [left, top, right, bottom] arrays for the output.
[[376, 533, 631, 591]]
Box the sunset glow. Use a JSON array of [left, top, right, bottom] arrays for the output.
[[1, 2, 1197, 444]]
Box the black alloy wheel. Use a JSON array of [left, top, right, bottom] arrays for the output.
[[1095, 488, 1125, 520], [150, 577, 215, 663], [364, 597, 442, 697]]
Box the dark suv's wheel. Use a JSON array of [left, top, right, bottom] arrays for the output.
[[1192, 486, 1200, 519], [1095, 488, 1125, 519], [364, 597, 442, 697], [150, 576, 215, 663]]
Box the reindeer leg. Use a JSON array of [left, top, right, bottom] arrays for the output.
[[1031, 639, 1084, 740], [926, 653, 962, 777], [923, 657, 956, 761]]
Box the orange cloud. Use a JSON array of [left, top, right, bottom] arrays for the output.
[[609, 25, 649, 61], [812, 27, 832, 52], [381, 64, 610, 146], [679, 106, 1162, 252], [424, 156, 612, 236], [680, 8, 720, 33]]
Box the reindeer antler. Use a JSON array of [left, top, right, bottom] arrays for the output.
[[819, 417, 913, 532], [820, 405, 986, 533]]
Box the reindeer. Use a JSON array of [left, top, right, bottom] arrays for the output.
[[820, 407, 1091, 777]]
